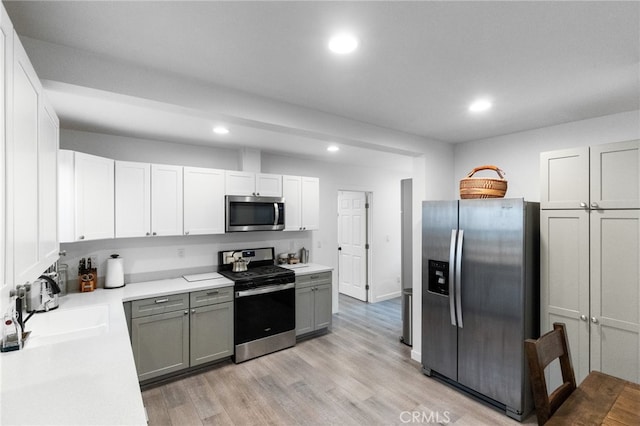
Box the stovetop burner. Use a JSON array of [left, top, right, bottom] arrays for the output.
[[219, 265, 292, 280], [218, 247, 295, 291]]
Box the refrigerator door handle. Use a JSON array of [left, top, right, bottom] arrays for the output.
[[455, 229, 464, 328], [449, 229, 457, 326]]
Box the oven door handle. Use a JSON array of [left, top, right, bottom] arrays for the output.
[[235, 282, 295, 298]]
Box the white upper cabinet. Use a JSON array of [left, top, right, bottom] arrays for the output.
[[282, 175, 319, 231], [0, 4, 13, 295], [59, 151, 115, 242], [184, 167, 225, 235], [225, 170, 282, 197], [282, 175, 302, 231], [37, 99, 59, 264], [301, 177, 320, 230], [256, 173, 282, 197], [6, 30, 60, 288], [541, 140, 639, 210], [540, 147, 590, 209], [115, 161, 151, 238], [225, 171, 255, 196], [59, 149, 321, 240], [10, 34, 41, 284], [151, 164, 183, 236], [75, 153, 115, 241], [590, 140, 639, 209]]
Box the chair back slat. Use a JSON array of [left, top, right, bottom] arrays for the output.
[[525, 322, 577, 425]]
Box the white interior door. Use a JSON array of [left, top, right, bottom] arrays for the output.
[[338, 191, 368, 301]]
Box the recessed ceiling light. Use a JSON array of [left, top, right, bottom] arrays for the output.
[[213, 126, 229, 135], [328, 33, 359, 54], [469, 99, 492, 113], [327, 145, 340, 152]]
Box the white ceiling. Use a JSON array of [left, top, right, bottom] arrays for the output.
[[4, 1, 640, 154]]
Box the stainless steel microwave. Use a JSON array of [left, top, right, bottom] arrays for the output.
[[225, 195, 285, 232]]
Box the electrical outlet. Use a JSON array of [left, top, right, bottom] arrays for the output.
[[177, 248, 185, 258]]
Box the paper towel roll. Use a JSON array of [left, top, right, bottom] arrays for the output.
[[105, 255, 125, 289]]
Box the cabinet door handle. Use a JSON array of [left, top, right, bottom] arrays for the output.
[[78, 235, 85, 240], [184, 310, 188, 315], [206, 291, 219, 296], [145, 232, 150, 236], [191, 309, 196, 314], [580, 314, 588, 321], [155, 298, 169, 304], [591, 317, 599, 324], [185, 231, 190, 235], [152, 232, 157, 236], [579, 202, 588, 208], [590, 202, 599, 209]]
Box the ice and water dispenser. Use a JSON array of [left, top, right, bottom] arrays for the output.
[[428, 260, 449, 295]]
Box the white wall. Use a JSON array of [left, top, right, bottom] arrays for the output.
[[409, 110, 640, 363], [61, 129, 240, 170], [262, 150, 456, 311], [453, 110, 640, 201]]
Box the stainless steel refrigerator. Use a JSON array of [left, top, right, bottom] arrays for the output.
[[421, 198, 539, 421]]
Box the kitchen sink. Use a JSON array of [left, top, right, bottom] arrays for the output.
[[23, 305, 110, 349]]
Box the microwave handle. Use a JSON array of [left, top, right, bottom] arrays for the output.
[[273, 203, 279, 225]]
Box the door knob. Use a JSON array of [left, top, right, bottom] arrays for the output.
[[580, 315, 588, 321], [591, 317, 599, 324]]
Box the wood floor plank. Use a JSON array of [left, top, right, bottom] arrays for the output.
[[143, 294, 537, 425]]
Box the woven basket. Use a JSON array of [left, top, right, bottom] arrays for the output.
[[459, 165, 507, 199]]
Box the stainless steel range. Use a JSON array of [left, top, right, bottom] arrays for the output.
[[218, 247, 296, 363]]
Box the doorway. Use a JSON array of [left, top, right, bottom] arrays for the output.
[[337, 190, 370, 302]]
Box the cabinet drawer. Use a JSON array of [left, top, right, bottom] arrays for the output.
[[296, 271, 331, 289], [131, 293, 189, 318], [190, 286, 234, 308]]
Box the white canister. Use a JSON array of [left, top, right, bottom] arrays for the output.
[[105, 254, 125, 289]]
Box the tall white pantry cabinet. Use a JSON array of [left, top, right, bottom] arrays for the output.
[[3, 1, 60, 302], [540, 139, 640, 385]]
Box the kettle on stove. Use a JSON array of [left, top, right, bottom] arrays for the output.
[[232, 257, 249, 272]]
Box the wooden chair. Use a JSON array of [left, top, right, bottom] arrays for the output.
[[525, 323, 577, 425]]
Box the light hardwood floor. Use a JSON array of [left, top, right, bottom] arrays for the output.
[[142, 294, 536, 425]]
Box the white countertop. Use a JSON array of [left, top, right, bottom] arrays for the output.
[[0, 273, 233, 426], [0, 266, 331, 425], [280, 263, 333, 275]]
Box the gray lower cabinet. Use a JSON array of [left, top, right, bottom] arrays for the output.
[[129, 286, 233, 382], [295, 271, 332, 337], [131, 293, 190, 381], [189, 288, 234, 367]]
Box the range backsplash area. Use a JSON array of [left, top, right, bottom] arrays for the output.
[[59, 232, 313, 292]]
